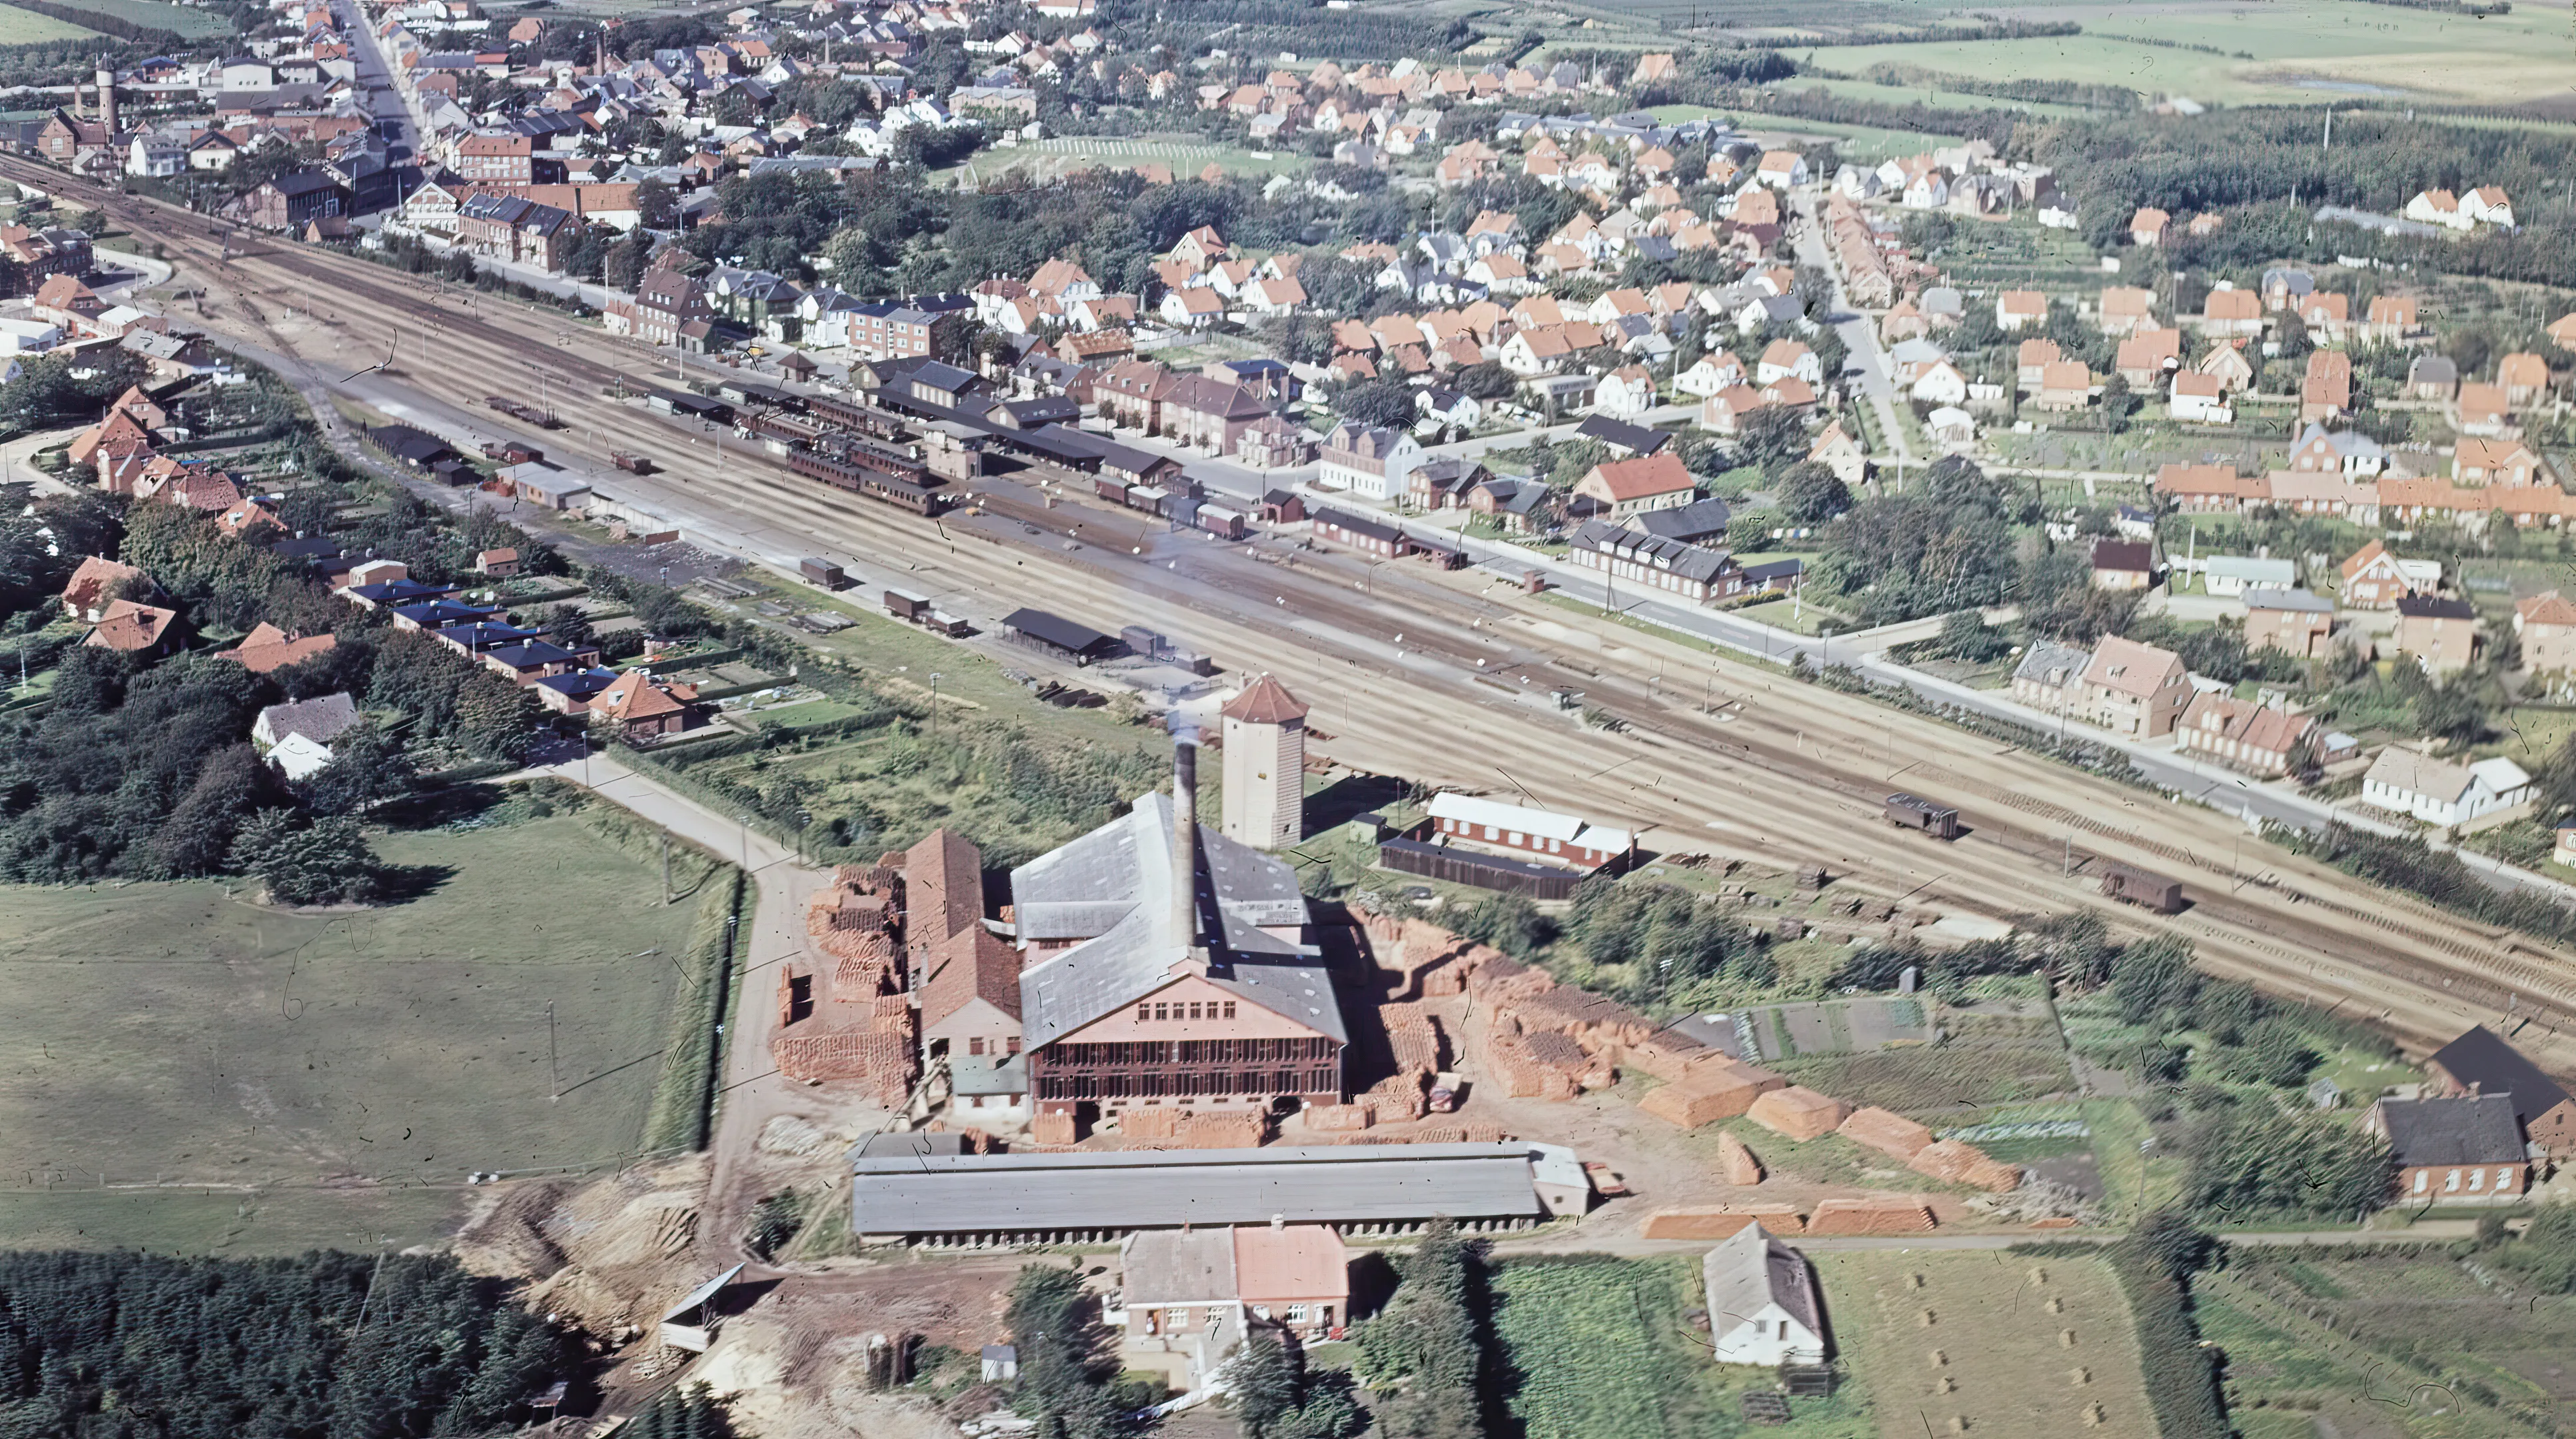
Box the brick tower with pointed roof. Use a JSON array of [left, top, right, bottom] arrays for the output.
[[1219, 673, 1307, 850]]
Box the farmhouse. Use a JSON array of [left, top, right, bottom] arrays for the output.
[[1700, 1224, 1827, 1366], [2365, 1093, 2528, 1203], [2427, 1025, 2576, 1153]]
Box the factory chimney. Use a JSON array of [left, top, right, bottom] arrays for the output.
[[95, 67, 113, 134], [1170, 722, 1201, 955]]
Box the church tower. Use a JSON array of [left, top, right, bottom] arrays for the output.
[[1219, 675, 1307, 850]]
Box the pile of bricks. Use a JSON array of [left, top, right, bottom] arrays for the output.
[[1031, 1110, 1079, 1146], [1838, 1106, 1936, 1161], [1907, 1139, 2022, 1192], [1641, 1204, 1805, 1239], [1805, 1196, 1937, 1235], [1119, 1108, 1180, 1140], [1181, 1112, 1269, 1148], [770, 1030, 916, 1106], [1362, 1070, 1427, 1124], [1638, 1056, 1787, 1129], [771, 862, 919, 1102], [1717, 1130, 1764, 1186], [1747, 1086, 1852, 1141], [1381, 1002, 1446, 1074]]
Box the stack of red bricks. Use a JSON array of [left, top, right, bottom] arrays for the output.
[[771, 864, 919, 1104]]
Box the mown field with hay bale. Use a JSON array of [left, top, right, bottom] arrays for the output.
[[1815, 1249, 2157, 1439]]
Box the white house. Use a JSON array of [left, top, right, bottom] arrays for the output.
[[1593, 367, 1655, 417], [2199, 555, 2296, 597], [265, 730, 337, 781], [1315, 422, 1424, 501], [2361, 750, 2533, 828], [1700, 1225, 1827, 1367], [1673, 352, 1746, 398], [1925, 405, 1977, 451], [1910, 361, 1969, 407], [2169, 371, 2233, 424]]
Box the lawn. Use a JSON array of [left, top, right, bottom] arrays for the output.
[[1487, 1254, 1873, 1439], [1808, 0, 2576, 107], [56, 0, 233, 35], [0, 4, 96, 41], [0, 798, 735, 1254], [1813, 1248, 2157, 1439]]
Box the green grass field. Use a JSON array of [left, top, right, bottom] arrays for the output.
[[1488, 1255, 1874, 1438], [1811, 0, 2576, 107], [0, 802, 733, 1254], [0, 4, 97, 41], [53, 0, 232, 35]]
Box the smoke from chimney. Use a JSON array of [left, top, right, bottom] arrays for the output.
[[1171, 721, 1200, 953]]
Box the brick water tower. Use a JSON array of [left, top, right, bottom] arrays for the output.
[[1219, 673, 1307, 850]]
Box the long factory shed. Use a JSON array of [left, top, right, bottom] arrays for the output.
[[847, 1142, 1555, 1245]]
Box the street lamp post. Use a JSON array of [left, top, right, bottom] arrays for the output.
[[929, 673, 942, 736]]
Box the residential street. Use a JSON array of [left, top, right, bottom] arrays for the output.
[[1789, 188, 1915, 467]]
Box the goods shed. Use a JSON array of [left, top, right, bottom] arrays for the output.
[[1001, 607, 1121, 665], [849, 1143, 1549, 1245]]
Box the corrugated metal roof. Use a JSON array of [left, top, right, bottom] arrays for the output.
[[1014, 793, 1331, 1048], [849, 1144, 1544, 1234]]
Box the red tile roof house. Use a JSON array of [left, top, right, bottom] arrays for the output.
[[59, 554, 145, 623], [1571, 452, 1695, 520], [1119, 1224, 1349, 1387], [83, 597, 181, 657], [218, 622, 338, 674], [591, 667, 707, 740], [2173, 693, 2318, 776]]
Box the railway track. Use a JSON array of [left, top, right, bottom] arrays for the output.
[[39, 157, 2576, 1067]]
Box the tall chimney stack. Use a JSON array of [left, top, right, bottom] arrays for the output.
[[95, 67, 113, 135], [1171, 725, 1199, 952]]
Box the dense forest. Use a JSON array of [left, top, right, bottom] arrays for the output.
[[0, 1250, 567, 1438]]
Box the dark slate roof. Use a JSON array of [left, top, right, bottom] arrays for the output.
[[1629, 497, 1732, 545], [2090, 539, 2153, 572], [392, 599, 498, 627], [1309, 505, 1403, 545], [1741, 558, 1806, 585], [1571, 519, 1733, 584], [535, 667, 619, 702], [2395, 595, 2475, 620], [1001, 607, 1116, 656], [2377, 1093, 2527, 1166], [2430, 1026, 2571, 1130]]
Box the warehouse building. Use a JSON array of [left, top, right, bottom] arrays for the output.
[[847, 1142, 1555, 1246]]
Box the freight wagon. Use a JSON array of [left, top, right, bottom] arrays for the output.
[[1883, 793, 1961, 840]]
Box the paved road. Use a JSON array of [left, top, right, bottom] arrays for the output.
[[335, 0, 422, 169], [1789, 188, 1915, 469]]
